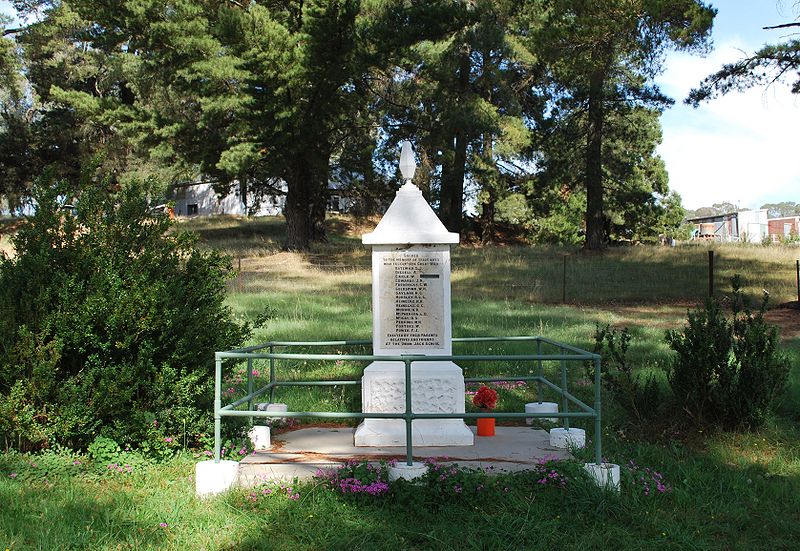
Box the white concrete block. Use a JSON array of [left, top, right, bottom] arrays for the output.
[[525, 402, 559, 424], [584, 462, 620, 491], [195, 460, 239, 497], [388, 461, 428, 481], [248, 426, 271, 450], [549, 427, 586, 449], [256, 402, 287, 413]]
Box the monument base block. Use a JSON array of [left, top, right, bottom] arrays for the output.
[[355, 418, 474, 447], [355, 360, 474, 447]]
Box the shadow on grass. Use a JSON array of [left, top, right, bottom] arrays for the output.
[[230, 436, 800, 551]]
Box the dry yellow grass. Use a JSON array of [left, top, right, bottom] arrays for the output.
[[0, 234, 13, 257]]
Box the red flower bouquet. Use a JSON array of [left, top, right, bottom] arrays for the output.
[[472, 385, 498, 410]]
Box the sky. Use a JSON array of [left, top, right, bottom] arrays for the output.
[[1, 1, 798, 211], [655, 1, 799, 210]]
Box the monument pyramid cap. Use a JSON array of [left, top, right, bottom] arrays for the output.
[[362, 182, 459, 245]]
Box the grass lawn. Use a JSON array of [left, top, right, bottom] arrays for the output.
[[2, 214, 799, 550]]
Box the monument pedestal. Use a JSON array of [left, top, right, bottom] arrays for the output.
[[354, 361, 473, 447], [356, 143, 473, 449]]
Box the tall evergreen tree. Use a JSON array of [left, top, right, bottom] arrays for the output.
[[687, 7, 800, 105], [377, 0, 533, 238], [521, 0, 714, 249]]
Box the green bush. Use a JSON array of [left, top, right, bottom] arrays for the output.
[[0, 177, 252, 450], [665, 278, 790, 430], [589, 324, 664, 426]]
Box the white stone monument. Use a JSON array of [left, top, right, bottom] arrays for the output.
[[354, 142, 474, 447]]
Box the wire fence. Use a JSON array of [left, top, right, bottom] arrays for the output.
[[227, 247, 800, 306], [228, 249, 800, 306]]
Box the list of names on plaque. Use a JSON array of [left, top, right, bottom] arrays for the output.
[[379, 250, 444, 349]]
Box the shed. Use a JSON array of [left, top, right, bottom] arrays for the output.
[[767, 216, 800, 242]]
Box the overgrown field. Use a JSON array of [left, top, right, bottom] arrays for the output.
[[2, 214, 799, 550], [188, 215, 800, 305]]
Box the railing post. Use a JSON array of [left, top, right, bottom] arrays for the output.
[[536, 339, 543, 404], [593, 356, 602, 465], [269, 344, 276, 403], [708, 250, 714, 298], [214, 357, 222, 463], [404, 358, 414, 467], [560, 358, 569, 430], [247, 358, 254, 425]]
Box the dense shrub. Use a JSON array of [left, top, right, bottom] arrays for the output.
[[666, 279, 790, 430], [0, 178, 251, 450]]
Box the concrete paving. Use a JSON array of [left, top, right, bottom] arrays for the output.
[[237, 425, 570, 487]]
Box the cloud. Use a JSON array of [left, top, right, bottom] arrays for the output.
[[656, 42, 800, 210]]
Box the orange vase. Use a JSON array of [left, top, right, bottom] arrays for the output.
[[477, 417, 495, 437]]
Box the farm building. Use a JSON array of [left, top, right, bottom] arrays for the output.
[[687, 209, 769, 242], [767, 216, 800, 242], [169, 180, 356, 218], [170, 181, 285, 217]]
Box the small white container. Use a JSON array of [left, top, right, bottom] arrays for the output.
[[525, 402, 559, 424], [388, 462, 428, 481], [549, 427, 586, 449], [248, 426, 271, 450], [584, 462, 621, 491], [195, 460, 239, 497]]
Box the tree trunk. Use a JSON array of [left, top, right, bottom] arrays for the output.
[[481, 191, 496, 245], [439, 48, 471, 234], [283, 157, 328, 251], [480, 133, 496, 245], [584, 67, 606, 251]]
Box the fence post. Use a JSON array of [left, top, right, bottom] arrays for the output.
[[214, 357, 222, 463], [560, 358, 569, 430], [247, 358, 254, 425], [404, 358, 414, 467], [269, 344, 276, 403], [562, 255, 567, 303], [708, 250, 714, 298]]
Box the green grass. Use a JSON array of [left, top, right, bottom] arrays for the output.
[[2, 433, 799, 550], [2, 214, 800, 550]]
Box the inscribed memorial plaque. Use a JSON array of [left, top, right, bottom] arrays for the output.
[[378, 250, 445, 349]]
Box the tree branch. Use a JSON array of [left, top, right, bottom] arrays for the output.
[[763, 22, 800, 30]]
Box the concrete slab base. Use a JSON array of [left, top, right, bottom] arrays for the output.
[[237, 425, 570, 486], [195, 460, 239, 497], [584, 462, 620, 491], [525, 402, 559, 424], [549, 428, 586, 449]]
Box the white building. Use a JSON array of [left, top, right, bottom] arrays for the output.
[[171, 181, 285, 217], [736, 209, 769, 243], [688, 209, 769, 242]]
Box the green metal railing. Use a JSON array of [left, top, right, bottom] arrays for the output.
[[214, 336, 603, 467]]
